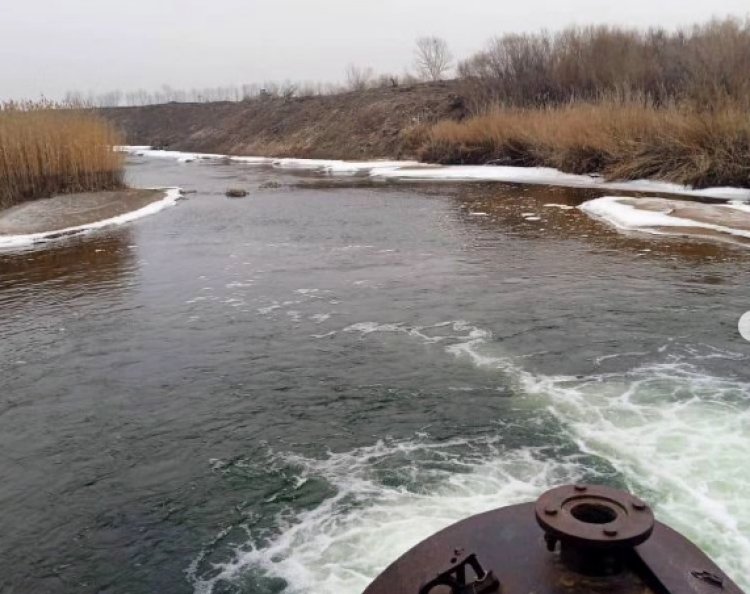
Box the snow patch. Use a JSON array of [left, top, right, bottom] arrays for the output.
[[370, 165, 750, 201], [579, 196, 750, 241], [120, 146, 750, 201]]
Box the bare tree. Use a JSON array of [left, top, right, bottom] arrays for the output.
[[345, 64, 374, 91], [414, 36, 453, 81], [280, 80, 298, 99], [63, 90, 85, 106]]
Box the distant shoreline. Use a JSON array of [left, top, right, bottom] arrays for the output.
[[101, 81, 750, 191], [120, 146, 750, 202], [122, 147, 750, 248]]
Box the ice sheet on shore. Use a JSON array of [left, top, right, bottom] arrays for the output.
[[579, 196, 750, 242], [370, 165, 750, 201], [271, 158, 420, 174], [118, 147, 231, 163], [118, 147, 416, 173], [118, 146, 750, 201], [0, 188, 181, 249]]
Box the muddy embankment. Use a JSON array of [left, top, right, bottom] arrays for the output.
[[101, 82, 468, 160]]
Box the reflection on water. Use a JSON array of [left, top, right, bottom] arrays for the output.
[[447, 181, 750, 262], [1, 157, 749, 594], [0, 232, 136, 295], [299, 176, 750, 262]]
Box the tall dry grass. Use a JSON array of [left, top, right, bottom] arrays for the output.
[[0, 102, 125, 209], [419, 101, 750, 188], [426, 17, 750, 188]]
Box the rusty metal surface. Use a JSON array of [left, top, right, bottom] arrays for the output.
[[363, 502, 657, 594], [535, 484, 656, 577], [636, 522, 745, 594], [364, 494, 746, 594], [535, 484, 654, 549]]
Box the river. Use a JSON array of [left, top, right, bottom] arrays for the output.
[[1, 155, 749, 594]]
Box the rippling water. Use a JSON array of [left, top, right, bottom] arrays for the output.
[[1, 156, 749, 594]]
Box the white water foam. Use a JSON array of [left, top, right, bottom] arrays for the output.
[[193, 319, 750, 593], [190, 439, 586, 594], [415, 320, 750, 586], [526, 363, 750, 582], [430, 320, 750, 585], [0, 188, 181, 249]]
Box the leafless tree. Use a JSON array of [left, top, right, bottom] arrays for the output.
[[63, 90, 85, 106], [414, 36, 453, 81], [345, 64, 374, 91], [280, 80, 298, 99]]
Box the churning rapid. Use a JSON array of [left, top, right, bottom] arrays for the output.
[[1, 155, 748, 594]]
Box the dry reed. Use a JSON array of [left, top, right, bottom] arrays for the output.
[[0, 102, 125, 209], [419, 101, 750, 188]]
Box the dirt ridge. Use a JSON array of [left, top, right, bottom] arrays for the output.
[[101, 81, 467, 160]]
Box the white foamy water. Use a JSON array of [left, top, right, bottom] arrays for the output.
[[192, 320, 749, 593], [439, 321, 750, 586], [194, 321, 750, 594], [190, 439, 586, 594], [525, 364, 750, 579], [195, 321, 750, 592]]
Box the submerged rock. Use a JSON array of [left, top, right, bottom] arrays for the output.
[[225, 188, 248, 198]]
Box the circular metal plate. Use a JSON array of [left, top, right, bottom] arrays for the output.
[[363, 499, 745, 594], [535, 484, 654, 549]]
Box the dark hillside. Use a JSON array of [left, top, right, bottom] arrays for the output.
[[102, 81, 467, 160]]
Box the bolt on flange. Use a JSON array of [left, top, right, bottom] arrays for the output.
[[535, 484, 655, 576]]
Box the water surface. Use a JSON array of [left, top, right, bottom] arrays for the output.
[[1, 156, 749, 593]]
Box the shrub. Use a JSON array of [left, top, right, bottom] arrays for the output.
[[419, 100, 750, 188], [457, 18, 750, 112]]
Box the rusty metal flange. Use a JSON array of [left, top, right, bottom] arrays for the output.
[[535, 484, 654, 550]]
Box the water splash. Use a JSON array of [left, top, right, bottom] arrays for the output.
[[190, 438, 586, 594], [192, 319, 750, 593]]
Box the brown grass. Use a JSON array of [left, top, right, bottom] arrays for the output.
[[424, 17, 750, 188], [0, 102, 125, 210], [419, 101, 750, 188]]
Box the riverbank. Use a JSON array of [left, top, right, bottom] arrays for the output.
[[101, 83, 750, 191], [419, 102, 750, 189], [0, 188, 180, 247]]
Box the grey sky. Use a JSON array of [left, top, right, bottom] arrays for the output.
[[2, 0, 748, 100]]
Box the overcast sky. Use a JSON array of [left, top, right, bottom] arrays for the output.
[[2, 0, 748, 100]]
